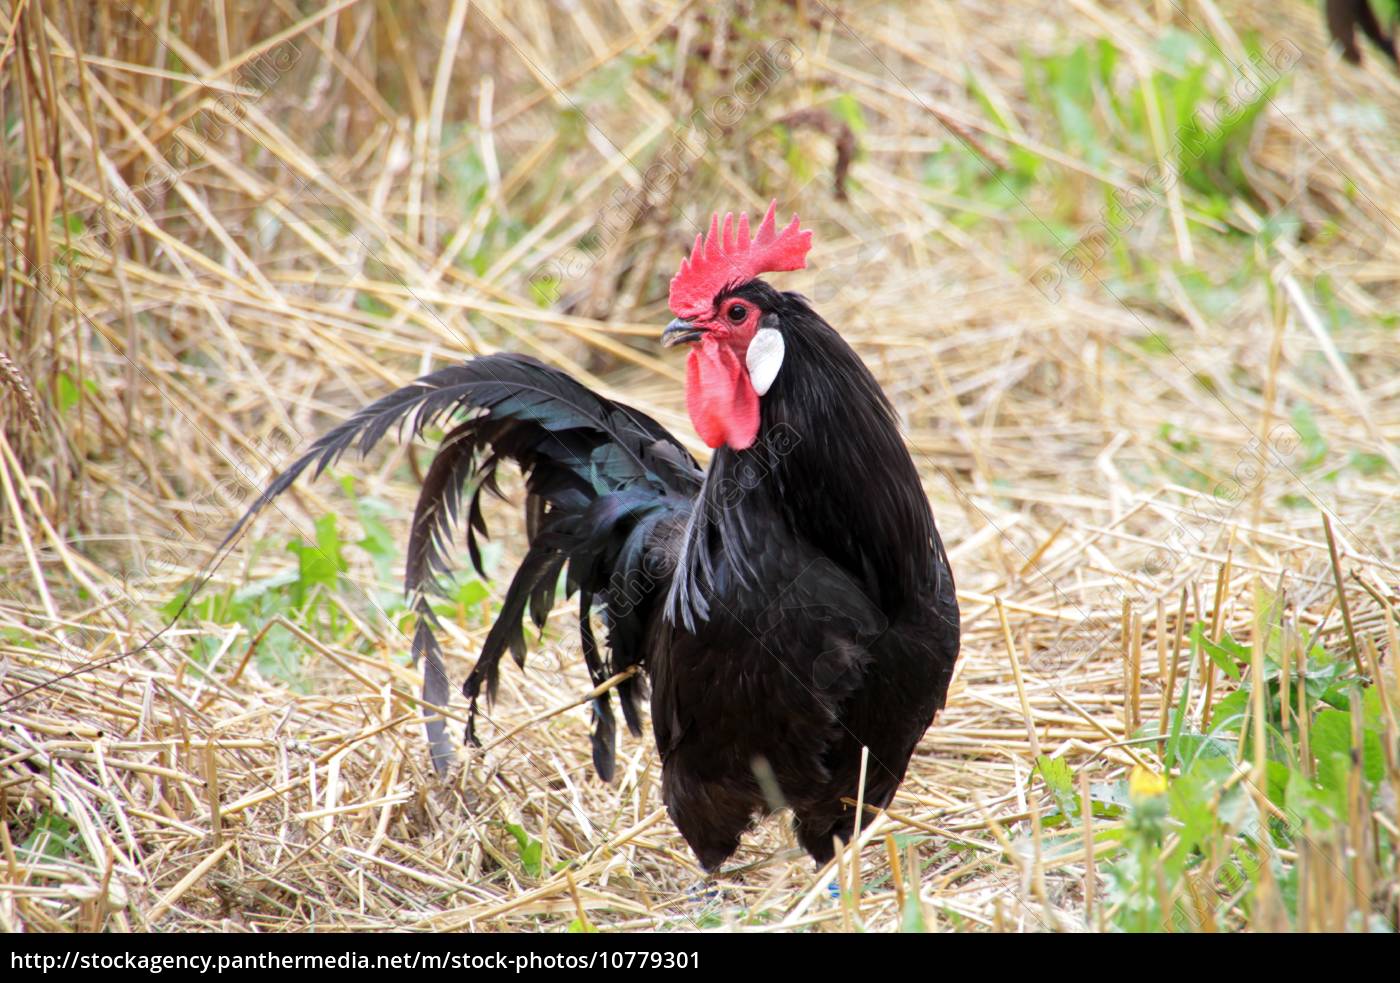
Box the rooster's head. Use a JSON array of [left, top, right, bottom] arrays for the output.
[[662, 201, 812, 450]]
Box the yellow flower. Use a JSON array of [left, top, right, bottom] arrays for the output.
[[1129, 765, 1168, 801]]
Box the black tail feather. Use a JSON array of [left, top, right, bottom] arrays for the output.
[[413, 611, 456, 771], [578, 590, 616, 780], [227, 354, 698, 776]]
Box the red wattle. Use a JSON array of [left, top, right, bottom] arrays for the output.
[[685, 338, 759, 450]]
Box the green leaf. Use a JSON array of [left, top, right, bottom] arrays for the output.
[[530, 275, 560, 307], [54, 371, 90, 415], [1289, 404, 1329, 471], [1310, 709, 1352, 795], [1165, 659, 1193, 771], [899, 892, 928, 933], [1284, 766, 1341, 829], [1194, 623, 1243, 681], [1348, 451, 1389, 477], [1209, 689, 1250, 736], [356, 501, 397, 577], [1035, 754, 1076, 816], [286, 513, 347, 605], [21, 811, 81, 862], [830, 93, 868, 134], [1312, 704, 1384, 791], [455, 578, 489, 607], [160, 588, 192, 621], [232, 569, 299, 607], [505, 822, 543, 877], [1168, 755, 1235, 855]]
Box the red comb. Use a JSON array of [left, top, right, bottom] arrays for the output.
[[668, 201, 813, 318]]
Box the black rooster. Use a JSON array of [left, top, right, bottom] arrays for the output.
[[230, 203, 960, 869]]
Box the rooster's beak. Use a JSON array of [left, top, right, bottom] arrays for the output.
[[661, 318, 703, 348]]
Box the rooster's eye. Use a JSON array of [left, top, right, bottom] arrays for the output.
[[726, 303, 748, 323]]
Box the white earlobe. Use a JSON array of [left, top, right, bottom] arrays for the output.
[[746, 328, 784, 396]]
